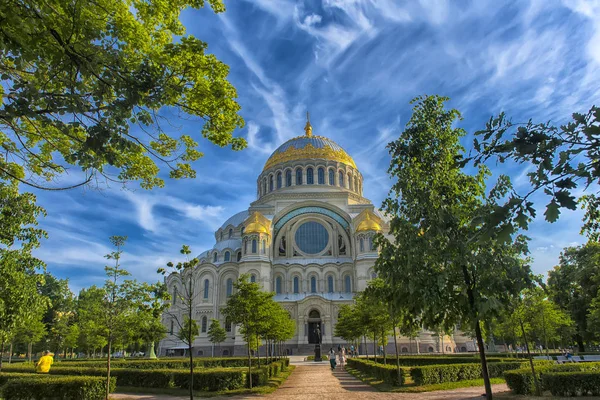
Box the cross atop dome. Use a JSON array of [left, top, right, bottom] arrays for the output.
[[304, 111, 313, 137]]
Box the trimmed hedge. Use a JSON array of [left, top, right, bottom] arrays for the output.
[[410, 361, 545, 385], [504, 362, 600, 395], [543, 372, 600, 396], [0, 375, 116, 400], [347, 358, 405, 386], [1, 359, 290, 391], [371, 356, 505, 366], [49, 357, 277, 369]]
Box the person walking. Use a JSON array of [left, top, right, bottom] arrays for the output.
[[35, 351, 54, 374], [339, 347, 346, 370], [329, 348, 337, 370]]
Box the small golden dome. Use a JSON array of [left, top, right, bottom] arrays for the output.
[[244, 212, 269, 234], [356, 212, 381, 232]]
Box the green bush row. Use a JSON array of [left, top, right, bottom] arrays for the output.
[[371, 356, 505, 366], [504, 362, 600, 395], [543, 372, 600, 396], [1, 359, 290, 392], [50, 357, 277, 369], [410, 361, 546, 385], [347, 358, 405, 386], [0, 375, 115, 400]]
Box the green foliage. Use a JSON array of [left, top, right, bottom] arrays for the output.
[[543, 371, 600, 396], [0, 0, 245, 190], [346, 358, 405, 386], [549, 241, 600, 350], [410, 361, 536, 385], [0, 375, 115, 400], [371, 356, 505, 366], [504, 362, 600, 395], [177, 316, 199, 345], [377, 95, 535, 398], [471, 106, 600, 234], [207, 319, 226, 350]]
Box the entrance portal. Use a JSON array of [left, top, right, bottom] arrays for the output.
[[307, 309, 322, 344]]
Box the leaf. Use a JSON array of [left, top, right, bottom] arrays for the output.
[[555, 190, 578, 210], [544, 200, 561, 222]]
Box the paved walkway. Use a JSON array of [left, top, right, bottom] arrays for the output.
[[112, 362, 510, 400]]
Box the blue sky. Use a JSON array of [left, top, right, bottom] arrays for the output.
[[32, 0, 600, 293]]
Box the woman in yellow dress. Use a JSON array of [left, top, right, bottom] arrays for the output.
[[35, 350, 54, 373]]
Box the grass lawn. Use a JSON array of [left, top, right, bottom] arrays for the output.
[[113, 365, 296, 398], [345, 366, 505, 393]]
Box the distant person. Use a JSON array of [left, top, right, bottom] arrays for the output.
[[339, 347, 346, 370], [329, 348, 336, 370], [350, 345, 355, 357], [36, 351, 54, 374]]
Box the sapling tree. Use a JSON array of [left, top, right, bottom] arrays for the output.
[[207, 319, 226, 358]]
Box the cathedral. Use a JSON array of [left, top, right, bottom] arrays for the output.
[[160, 118, 474, 356]]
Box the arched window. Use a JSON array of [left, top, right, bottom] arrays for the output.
[[203, 279, 209, 299], [269, 175, 274, 192], [201, 316, 207, 333], [296, 168, 303, 185], [250, 274, 256, 283], [172, 287, 178, 305], [276, 276, 282, 294], [261, 239, 266, 254], [327, 276, 334, 293], [329, 169, 335, 185], [224, 251, 230, 262], [277, 172, 282, 189], [170, 320, 174, 335], [293, 276, 299, 294], [360, 238, 364, 252], [338, 171, 344, 187], [344, 275, 352, 293], [318, 168, 325, 184], [225, 318, 232, 332], [286, 170, 292, 186], [310, 276, 317, 293], [306, 167, 314, 184], [226, 278, 233, 297], [244, 240, 248, 254], [252, 239, 257, 253], [237, 252, 242, 262], [348, 173, 353, 190], [354, 176, 359, 193], [241, 227, 245, 235], [228, 228, 233, 238], [263, 178, 267, 194], [220, 231, 223, 241], [213, 252, 218, 263]]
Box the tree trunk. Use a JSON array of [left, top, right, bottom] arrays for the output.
[[393, 326, 401, 385], [575, 334, 585, 352], [520, 318, 541, 396], [188, 340, 194, 400], [8, 343, 13, 364], [106, 337, 112, 400], [372, 331, 377, 363], [363, 335, 368, 361], [382, 328, 387, 365], [0, 339, 4, 372], [28, 342, 33, 363], [462, 264, 492, 400], [247, 337, 253, 388]]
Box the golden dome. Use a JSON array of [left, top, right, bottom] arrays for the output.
[[262, 118, 356, 171], [244, 212, 269, 234], [356, 212, 381, 232]]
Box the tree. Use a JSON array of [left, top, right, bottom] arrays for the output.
[[14, 315, 46, 362], [222, 275, 272, 389], [0, 0, 245, 190], [469, 106, 600, 236], [377, 95, 534, 400], [76, 286, 107, 357], [548, 241, 600, 351], [207, 319, 226, 358], [158, 245, 199, 400]]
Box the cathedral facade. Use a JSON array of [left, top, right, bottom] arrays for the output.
[[160, 120, 474, 356]]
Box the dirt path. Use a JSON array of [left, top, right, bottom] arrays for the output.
[[112, 362, 510, 400]]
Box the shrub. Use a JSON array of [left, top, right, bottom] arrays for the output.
[[48, 357, 278, 370], [505, 363, 600, 395], [172, 369, 246, 391], [543, 372, 600, 396], [347, 358, 404, 386], [410, 361, 538, 385], [0, 375, 115, 400], [372, 356, 505, 366]]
